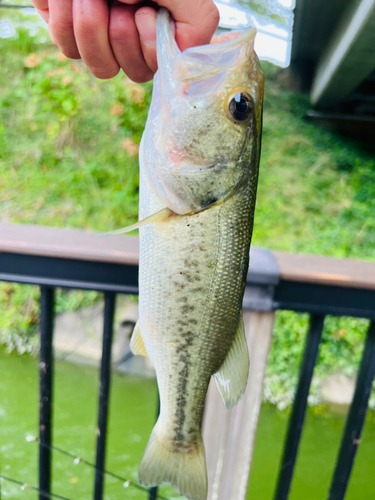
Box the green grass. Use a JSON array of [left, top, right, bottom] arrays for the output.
[[1, 18, 374, 406], [0, 31, 151, 231], [255, 65, 375, 259]]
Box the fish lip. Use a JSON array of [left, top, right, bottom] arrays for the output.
[[192, 27, 257, 53], [175, 27, 257, 67]]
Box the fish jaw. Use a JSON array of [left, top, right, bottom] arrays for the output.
[[142, 8, 264, 216]]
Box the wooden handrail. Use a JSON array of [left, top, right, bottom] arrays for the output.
[[0, 223, 139, 265], [273, 251, 375, 291], [1, 222, 375, 290]]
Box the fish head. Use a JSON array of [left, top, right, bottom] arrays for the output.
[[142, 8, 264, 215]]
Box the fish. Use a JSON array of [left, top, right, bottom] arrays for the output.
[[125, 8, 264, 500]]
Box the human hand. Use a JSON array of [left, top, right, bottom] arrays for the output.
[[31, 0, 220, 83]]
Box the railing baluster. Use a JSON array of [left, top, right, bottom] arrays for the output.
[[148, 392, 161, 500], [39, 286, 55, 500], [274, 314, 325, 500], [94, 292, 116, 500], [149, 486, 158, 500], [327, 321, 375, 500]]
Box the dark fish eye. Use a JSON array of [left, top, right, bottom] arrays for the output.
[[228, 92, 253, 122]]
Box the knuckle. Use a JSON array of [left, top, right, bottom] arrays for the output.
[[76, 16, 98, 38], [49, 17, 74, 38], [109, 23, 127, 44]]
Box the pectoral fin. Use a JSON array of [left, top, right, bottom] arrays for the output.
[[130, 320, 148, 357], [99, 208, 174, 236], [214, 315, 250, 409]]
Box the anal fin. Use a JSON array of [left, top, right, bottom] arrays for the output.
[[130, 320, 148, 357], [214, 314, 250, 409]]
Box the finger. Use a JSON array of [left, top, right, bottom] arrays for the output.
[[36, 9, 50, 23], [73, 0, 120, 79], [163, 0, 220, 51], [31, 0, 48, 9], [118, 0, 220, 51], [134, 6, 157, 74], [49, 0, 80, 59], [31, 0, 49, 23], [109, 3, 154, 83]]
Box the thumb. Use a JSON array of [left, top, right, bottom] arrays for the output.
[[135, 7, 158, 73]]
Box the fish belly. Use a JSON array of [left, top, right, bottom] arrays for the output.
[[139, 162, 254, 452]]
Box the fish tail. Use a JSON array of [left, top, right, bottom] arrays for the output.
[[138, 421, 207, 500]]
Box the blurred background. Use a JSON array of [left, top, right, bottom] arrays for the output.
[[1, 1, 375, 499]]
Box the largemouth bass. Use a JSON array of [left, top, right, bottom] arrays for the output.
[[126, 8, 264, 500]]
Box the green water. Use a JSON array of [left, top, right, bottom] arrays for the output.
[[1, 353, 375, 500]]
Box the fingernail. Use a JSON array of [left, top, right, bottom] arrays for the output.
[[135, 13, 157, 47]]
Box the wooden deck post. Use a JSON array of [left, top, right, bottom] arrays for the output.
[[203, 310, 275, 500]]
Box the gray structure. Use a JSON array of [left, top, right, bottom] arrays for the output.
[[291, 0, 375, 137]]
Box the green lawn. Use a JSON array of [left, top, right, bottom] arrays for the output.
[[1, 14, 374, 406]]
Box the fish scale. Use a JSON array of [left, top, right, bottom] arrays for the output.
[[140, 202, 248, 441], [128, 8, 264, 500]]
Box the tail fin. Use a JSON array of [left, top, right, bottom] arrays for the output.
[[138, 422, 207, 500]]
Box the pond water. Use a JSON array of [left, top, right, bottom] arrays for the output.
[[1, 352, 375, 500]]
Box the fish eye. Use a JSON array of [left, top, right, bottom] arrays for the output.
[[226, 92, 253, 122]]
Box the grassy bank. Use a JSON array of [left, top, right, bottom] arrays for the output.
[[1, 15, 374, 406]]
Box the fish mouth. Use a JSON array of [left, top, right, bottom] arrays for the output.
[[157, 8, 257, 85], [172, 24, 257, 83], [184, 27, 257, 57]]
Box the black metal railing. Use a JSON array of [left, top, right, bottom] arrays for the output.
[[37, 287, 141, 500], [1, 225, 375, 500], [274, 316, 375, 500]]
